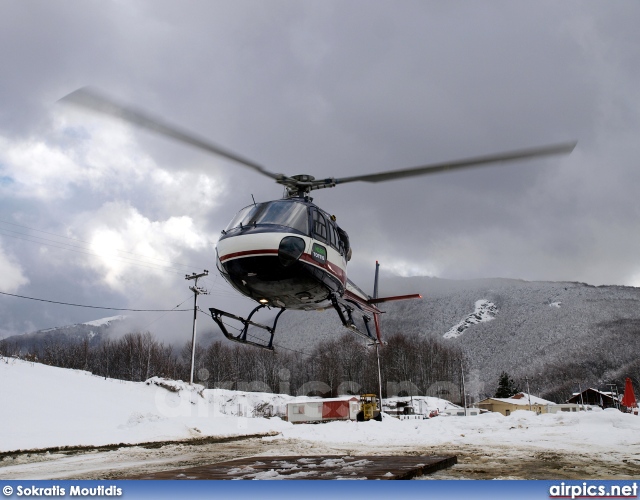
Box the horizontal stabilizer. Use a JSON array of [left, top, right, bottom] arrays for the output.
[[368, 293, 422, 304]]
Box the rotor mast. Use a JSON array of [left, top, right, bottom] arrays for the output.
[[283, 174, 336, 199]]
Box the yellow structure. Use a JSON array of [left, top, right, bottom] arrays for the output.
[[358, 394, 382, 421]]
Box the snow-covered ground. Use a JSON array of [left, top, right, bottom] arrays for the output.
[[1, 357, 639, 479], [0, 358, 291, 452]]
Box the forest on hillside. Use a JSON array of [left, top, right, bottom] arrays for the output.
[[0, 331, 466, 401]]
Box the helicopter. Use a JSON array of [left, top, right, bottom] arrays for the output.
[[61, 88, 576, 350]]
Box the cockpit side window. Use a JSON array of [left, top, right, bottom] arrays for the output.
[[337, 226, 351, 261], [328, 223, 337, 249], [312, 210, 328, 242], [311, 208, 344, 255]]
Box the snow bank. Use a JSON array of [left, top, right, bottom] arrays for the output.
[[2, 357, 640, 460], [276, 406, 640, 458], [0, 358, 291, 452]]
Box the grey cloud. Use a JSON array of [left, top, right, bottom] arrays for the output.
[[1, 1, 639, 338]]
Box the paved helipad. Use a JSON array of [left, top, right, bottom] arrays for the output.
[[130, 455, 457, 480]]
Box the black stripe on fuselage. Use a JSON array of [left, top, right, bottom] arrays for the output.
[[219, 224, 307, 241], [219, 255, 342, 310]]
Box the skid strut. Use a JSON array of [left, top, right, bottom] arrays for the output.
[[329, 293, 378, 342], [209, 304, 285, 351]]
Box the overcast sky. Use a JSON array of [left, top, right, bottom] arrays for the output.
[[1, 1, 639, 339]]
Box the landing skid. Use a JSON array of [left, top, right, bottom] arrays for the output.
[[209, 304, 285, 351], [210, 294, 380, 351]]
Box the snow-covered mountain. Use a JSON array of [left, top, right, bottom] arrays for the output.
[[0, 315, 129, 354], [4, 277, 639, 402], [273, 277, 640, 400]]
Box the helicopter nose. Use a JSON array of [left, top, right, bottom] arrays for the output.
[[217, 231, 298, 265]]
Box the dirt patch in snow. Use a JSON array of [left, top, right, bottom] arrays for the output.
[[416, 443, 640, 480], [1, 437, 638, 480]]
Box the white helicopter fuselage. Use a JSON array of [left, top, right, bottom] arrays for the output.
[[216, 199, 368, 310]]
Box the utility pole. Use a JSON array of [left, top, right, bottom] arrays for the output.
[[370, 261, 384, 409], [460, 360, 467, 416], [607, 383, 620, 410], [186, 270, 209, 385], [525, 377, 532, 412], [375, 342, 383, 409]]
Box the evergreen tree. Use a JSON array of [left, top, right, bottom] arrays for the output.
[[495, 371, 520, 398]]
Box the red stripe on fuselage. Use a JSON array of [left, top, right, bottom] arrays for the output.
[[219, 249, 278, 262], [299, 253, 347, 285]]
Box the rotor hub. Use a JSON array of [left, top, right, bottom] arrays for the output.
[[291, 174, 315, 183]]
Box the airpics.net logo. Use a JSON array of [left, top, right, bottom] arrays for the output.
[[549, 482, 638, 499]]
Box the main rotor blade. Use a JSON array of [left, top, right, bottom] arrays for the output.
[[59, 87, 283, 181], [334, 141, 577, 185]]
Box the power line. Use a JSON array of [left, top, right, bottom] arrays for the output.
[[0, 229, 187, 276], [140, 295, 194, 330], [0, 289, 338, 359], [0, 290, 191, 312], [0, 218, 203, 270], [0, 219, 211, 275], [0, 220, 249, 299], [0, 218, 89, 242]]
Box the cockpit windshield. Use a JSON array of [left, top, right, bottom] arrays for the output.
[[225, 201, 309, 234]]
